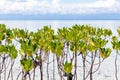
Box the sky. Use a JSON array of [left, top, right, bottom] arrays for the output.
[[0, 0, 120, 19]]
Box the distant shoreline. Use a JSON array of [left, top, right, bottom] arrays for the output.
[[0, 13, 120, 20]]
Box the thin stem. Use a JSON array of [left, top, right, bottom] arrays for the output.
[[33, 68, 36, 80], [92, 55, 101, 74], [82, 54, 86, 80], [47, 54, 49, 80], [53, 55, 55, 80], [16, 72, 21, 80], [39, 48, 43, 80], [0, 56, 2, 80], [28, 73, 31, 80], [73, 52, 77, 80], [3, 55, 6, 80], [56, 57, 64, 80], [90, 51, 97, 80], [115, 51, 118, 80], [90, 52, 93, 80], [7, 60, 14, 80]]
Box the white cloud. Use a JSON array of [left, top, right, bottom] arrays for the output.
[[59, 0, 119, 14], [0, 0, 119, 14], [91, 0, 116, 8]]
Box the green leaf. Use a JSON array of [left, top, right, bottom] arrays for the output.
[[20, 58, 33, 72], [112, 36, 118, 42], [0, 45, 7, 53], [50, 40, 64, 57], [100, 48, 112, 59], [20, 39, 35, 57], [117, 27, 120, 36], [8, 45, 18, 59], [63, 61, 73, 74], [111, 41, 120, 50], [104, 29, 112, 36], [0, 33, 3, 41], [9, 49, 18, 59], [97, 28, 103, 37]]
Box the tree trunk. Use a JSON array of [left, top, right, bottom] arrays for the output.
[[67, 73, 73, 80]]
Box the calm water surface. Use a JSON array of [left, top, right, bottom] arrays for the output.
[[0, 20, 120, 35], [0, 20, 120, 31]]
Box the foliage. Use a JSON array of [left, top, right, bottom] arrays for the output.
[[0, 24, 6, 42], [63, 61, 73, 74], [0, 24, 115, 80], [20, 58, 33, 72], [0, 24, 18, 59], [7, 45, 18, 59], [100, 48, 112, 59], [33, 26, 54, 51], [50, 39, 64, 57]]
